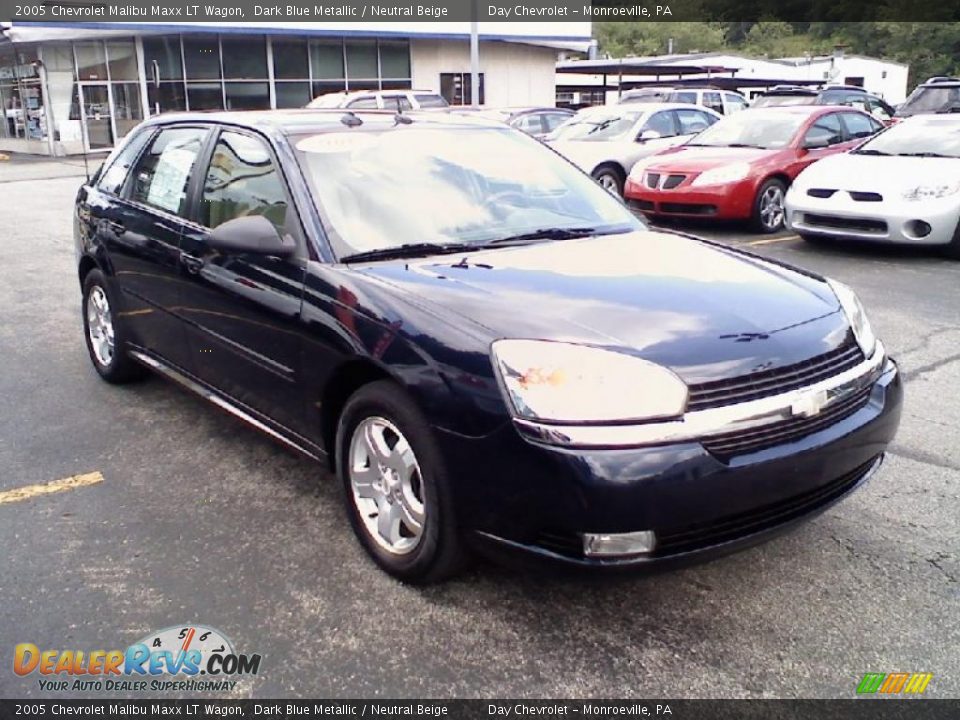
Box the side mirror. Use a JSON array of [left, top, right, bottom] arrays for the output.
[[802, 136, 831, 150], [637, 129, 663, 142], [207, 215, 296, 257]]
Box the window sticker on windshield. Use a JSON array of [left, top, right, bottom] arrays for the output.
[[147, 146, 196, 213], [297, 133, 378, 154]]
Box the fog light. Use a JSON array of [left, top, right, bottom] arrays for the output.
[[906, 220, 932, 238], [583, 530, 656, 558]]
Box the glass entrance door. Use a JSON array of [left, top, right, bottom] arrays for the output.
[[80, 84, 114, 150]]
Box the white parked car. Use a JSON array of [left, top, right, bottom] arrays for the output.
[[785, 114, 960, 258], [544, 103, 721, 195], [307, 89, 448, 111]]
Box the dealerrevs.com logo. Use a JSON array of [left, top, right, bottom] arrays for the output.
[[14, 624, 261, 692]]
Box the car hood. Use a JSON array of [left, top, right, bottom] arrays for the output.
[[353, 231, 848, 385], [645, 145, 776, 172], [792, 152, 960, 193]]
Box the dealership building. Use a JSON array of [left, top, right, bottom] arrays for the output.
[[0, 21, 591, 155]]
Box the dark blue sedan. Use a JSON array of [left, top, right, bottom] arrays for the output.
[[74, 110, 902, 582]]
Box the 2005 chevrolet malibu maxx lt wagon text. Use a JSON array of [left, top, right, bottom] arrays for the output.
[[74, 110, 902, 583]]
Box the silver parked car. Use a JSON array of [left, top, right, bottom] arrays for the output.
[[545, 103, 721, 195], [307, 89, 448, 111], [785, 114, 960, 257]]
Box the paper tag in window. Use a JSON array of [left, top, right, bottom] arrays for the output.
[[296, 133, 377, 155], [147, 146, 196, 214]]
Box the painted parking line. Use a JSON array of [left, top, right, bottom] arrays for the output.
[[747, 234, 801, 246], [0, 472, 104, 506]]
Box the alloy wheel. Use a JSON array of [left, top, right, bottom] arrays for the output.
[[86, 286, 115, 367], [597, 173, 619, 194], [348, 416, 426, 555], [760, 185, 785, 231]]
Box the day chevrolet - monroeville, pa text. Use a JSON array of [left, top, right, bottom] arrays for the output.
[[74, 109, 902, 583]]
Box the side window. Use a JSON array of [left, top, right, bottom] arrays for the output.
[[725, 94, 747, 113], [346, 96, 379, 109], [128, 126, 208, 217], [201, 131, 289, 232], [674, 91, 697, 105], [542, 113, 571, 132], [675, 109, 714, 135], [703, 91, 724, 114], [842, 112, 881, 140], [868, 98, 892, 121], [641, 110, 677, 138], [513, 114, 543, 134], [98, 128, 153, 195], [803, 113, 845, 147]]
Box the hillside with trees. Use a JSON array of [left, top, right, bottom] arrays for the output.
[[596, 22, 960, 86]]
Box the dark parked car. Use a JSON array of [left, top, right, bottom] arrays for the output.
[[75, 110, 902, 583], [753, 85, 896, 122]]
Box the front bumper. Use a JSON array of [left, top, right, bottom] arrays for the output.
[[624, 176, 756, 220], [786, 188, 960, 245], [437, 356, 902, 571]]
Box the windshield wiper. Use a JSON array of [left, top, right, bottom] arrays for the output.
[[896, 151, 953, 158], [853, 148, 891, 156], [481, 225, 627, 247], [725, 142, 765, 149], [341, 242, 474, 263]]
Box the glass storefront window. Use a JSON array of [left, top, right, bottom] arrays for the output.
[[379, 41, 410, 79], [76, 42, 108, 81], [187, 82, 224, 110], [183, 37, 221, 81], [224, 82, 269, 110], [312, 80, 347, 100], [221, 36, 267, 80], [273, 39, 309, 80], [107, 41, 138, 81], [345, 41, 377, 80], [275, 82, 311, 108], [43, 44, 75, 72], [310, 40, 344, 80], [148, 82, 187, 115], [143, 37, 184, 82], [112, 83, 143, 138]]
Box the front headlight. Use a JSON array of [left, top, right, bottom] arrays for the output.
[[827, 279, 877, 358], [691, 162, 750, 187], [902, 181, 960, 201], [491, 340, 688, 423]]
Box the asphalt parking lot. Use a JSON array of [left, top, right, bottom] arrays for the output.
[[1, 157, 958, 699]]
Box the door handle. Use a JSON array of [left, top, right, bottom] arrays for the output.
[[180, 252, 203, 274]]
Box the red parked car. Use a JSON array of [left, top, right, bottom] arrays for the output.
[[623, 106, 884, 232]]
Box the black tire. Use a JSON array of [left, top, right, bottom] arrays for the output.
[[943, 220, 960, 260], [592, 165, 624, 197], [750, 178, 787, 234], [81, 269, 145, 384], [335, 380, 467, 583]]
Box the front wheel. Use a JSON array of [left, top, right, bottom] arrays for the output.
[[751, 179, 787, 233], [592, 166, 624, 197], [81, 269, 145, 383], [336, 381, 466, 583]]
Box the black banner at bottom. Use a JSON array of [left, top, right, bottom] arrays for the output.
[[0, 700, 958, 720]]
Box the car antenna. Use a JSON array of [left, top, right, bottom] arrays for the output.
[[394, 112, 413, 125], [340, 112, 363, 128]]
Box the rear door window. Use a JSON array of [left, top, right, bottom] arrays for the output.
[[702, 91, 724, 114], [127, 126, 209, 217], [674, 91, 697, 104]]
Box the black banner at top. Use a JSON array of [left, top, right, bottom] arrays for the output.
[[1, 0, 960, 22]]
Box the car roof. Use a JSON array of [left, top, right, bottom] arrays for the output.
[[744, 104, 855, 116], [142, 109, 505, 135], [579, 102, 718, 115]]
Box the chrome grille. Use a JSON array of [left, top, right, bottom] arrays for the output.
[[687, 338, 865, 412]]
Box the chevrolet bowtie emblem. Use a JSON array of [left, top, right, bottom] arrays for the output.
[[791, 389, 830, 418]]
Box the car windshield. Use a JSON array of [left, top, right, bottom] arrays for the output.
[[751, 95, 815, 108], [897, 85, 960, 116], [686, 110, 806, 149], [855, 117, 960, 158], [546, 109, 643, 141], [294, 126, 642, 258]]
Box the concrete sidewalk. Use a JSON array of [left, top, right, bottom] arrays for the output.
[[0, 153, 104, 184]]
